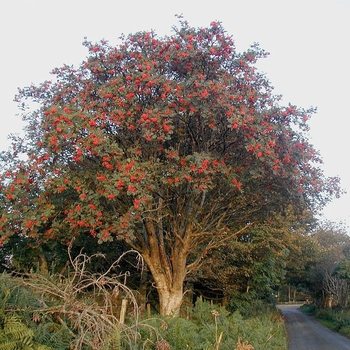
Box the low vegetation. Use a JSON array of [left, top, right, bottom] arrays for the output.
[[0, 253, 287, 350], [301, 304, 350, 339], [138, 300, 287, 349]]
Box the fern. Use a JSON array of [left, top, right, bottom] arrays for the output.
[[0, 251, 147, 349], [162, 317, 199, 349], [102, 328, 122, 350], [0, 314, 53, 350], [34, 320, 72, 350], [4, 315, 35, 339], [0, 339, 18, 350]]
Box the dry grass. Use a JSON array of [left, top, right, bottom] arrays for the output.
[[155, 339, 171, 350], [235, 337, 255, 350], [20, 249, 145, 349]]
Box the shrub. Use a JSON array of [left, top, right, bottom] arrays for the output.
[[300, 303, 317, 315]]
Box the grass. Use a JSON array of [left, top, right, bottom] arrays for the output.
[[300, 304, 350, 339]]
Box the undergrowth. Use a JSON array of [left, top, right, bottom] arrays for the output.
[[0, 250, 149, 349], [134, 299, 287, 350], [302, 304, 350, 338], [0, 250, 287, 349]]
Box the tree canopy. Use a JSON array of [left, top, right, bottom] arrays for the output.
[[0, 18, 341, 315]]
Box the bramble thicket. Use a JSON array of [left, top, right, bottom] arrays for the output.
[[0, 18, 341, 316]]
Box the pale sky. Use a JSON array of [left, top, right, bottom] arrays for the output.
[[0, 0, 349, 226]]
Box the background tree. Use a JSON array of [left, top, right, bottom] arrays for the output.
[[0, 18, 341, 315], [196, 209, 316, 306], [315, 223, 350, 307], [297, 222, 350, 307], [193, 221, 288, 302], [277, 211, 319, 302]]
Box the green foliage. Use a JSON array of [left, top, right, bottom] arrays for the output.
[[280, 221, 350, 309], [229, 294, 275, 318], [0, 268, 288, 349], [0, 273, 71, 349], [300, 303, 317, 315], [101, 329, 122, 350], [0, 314, 53, 350], [161, 317, 199, 349], [135, 300, 287, 350], [301, 304, 350, 338], [136, 317, 200, 349], [193, 216, 298, 305], [301, 222, 350, 307], [314, 308, 350, 337], [0, 250, 147, 349]]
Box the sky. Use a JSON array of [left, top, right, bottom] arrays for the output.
[[0, 0, 349, 227]]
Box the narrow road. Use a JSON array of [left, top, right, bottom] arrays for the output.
[[278, 304, 350, 350]]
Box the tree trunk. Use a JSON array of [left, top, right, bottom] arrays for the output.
[[143, 257, 185, 316], [288, 285, 291, 303], [38, 253, 49, 274], [158, 286, 184, 316], [140, 218, 188, 316]]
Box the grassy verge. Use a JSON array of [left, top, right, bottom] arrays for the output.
[[300, 304, 350, 339]]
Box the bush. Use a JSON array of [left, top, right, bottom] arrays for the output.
[[300, 303, 317, 315]]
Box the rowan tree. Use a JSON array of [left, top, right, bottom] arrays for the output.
[[0, 18, 341, 315]]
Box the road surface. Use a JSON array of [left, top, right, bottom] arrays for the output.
[[278, 304, 350, 350]]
